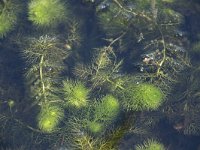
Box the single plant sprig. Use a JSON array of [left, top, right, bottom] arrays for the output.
[[65, 19, 82, 50], [74, 46, 124, 90], [23, 35, 69, 105], [28, 0, 68, 27]]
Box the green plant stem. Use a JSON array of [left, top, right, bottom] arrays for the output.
[[39, 55, 47, 102], [113, 0, 152, 22], [156, 25, 167, 76]]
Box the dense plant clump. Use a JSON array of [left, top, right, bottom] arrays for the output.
[[63, 80, 90, 108], [0, 0, 199, 149], [120, 83, 165, 111], [37, 105, 64, 133], [0, 0, 20, 38], [28, 0, 67, 27]]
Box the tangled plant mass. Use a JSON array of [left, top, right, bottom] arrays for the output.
[[0, 0, 199, 149]]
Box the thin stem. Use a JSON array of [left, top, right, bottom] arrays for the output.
[[156, 25, 167, 76], [113, 0, 152, 22], [39, 55, 47, 102]]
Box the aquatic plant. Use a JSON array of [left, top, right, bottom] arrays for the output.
[[87, 95, 120, 134], [74, 46, 123, 90], [37, 105, 64, 133], [119, 83, 165, 111], [135, 139, 165, 150], [63, 80, 90, 108], [0, 0, 20, 38], [23, 35, 69, 105], [28, 0, 67, 27], [0, 0, 198, 149], [87, 121, 103, 134], [94, 95, 120, 122]]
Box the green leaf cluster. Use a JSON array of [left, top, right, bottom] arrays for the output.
[[63, 80, 90, 108], [37, 105, 64, 133], [28, 0, 67, 27], [0, 0, 20, 38], [119, 83, 165, 111]]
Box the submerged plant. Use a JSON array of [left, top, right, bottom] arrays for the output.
[[74, 46, 123, 90], [37, 105, 64, 133], [28, 0, 67, 27], [63, 80, 90, 108], [0, 0, 20, 38], [23, 35, 69, 105], [119, 83, 165, 111], [135, 139, 165, 150], [0, 0, 198, 149], [87, 95, 120, 134]]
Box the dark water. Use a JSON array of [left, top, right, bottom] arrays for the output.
[[0, 0, 200, 150]]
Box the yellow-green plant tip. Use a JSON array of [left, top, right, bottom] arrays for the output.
[[121, 83, 164, 111], [63, 80, 90, 108], [37, 105, 64, 133], [8, 99, 15, 108], [135, 139, 165, 150], [101, 95, 120, 115], [28, 0, 67, 27], [94, 95, 120, 123], [88, 121, 103, 133]]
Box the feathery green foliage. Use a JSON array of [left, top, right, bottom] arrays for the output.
[[0, 0, 198, 149], [135, 139, 165, 150], [23, 35, 69, 105], [87, 95, 120, 134], [87, 121, 103, 134], [94, 95, 120, 122], [74, 46, 123, 89], [28, 0, 67, 27], [63, 80, 90, 108], [120, 83, 165, 111], [37, 105, 64, 133], [0, 0, 20, 38]]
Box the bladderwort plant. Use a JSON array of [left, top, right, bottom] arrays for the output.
[[119, 83, 165, 111], [28, 0, 68, 27], [37, 104, 64, 133], [22, 35, 70, 133], [62, 79, 90, 109], [87, 95, 120, 134], [0, 0, 21, 38], [23, 35, 69, 105]]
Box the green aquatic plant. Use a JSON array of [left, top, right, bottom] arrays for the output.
[[87, 121, 103, 134], [74, 46, 123, 90], [94, 95, 120, 122], [23, 35, 69, 105], [37, 105, 64, 133], [87, 95, 120, 134], [28, 0, 67, 27], [63, 80, 90, 108], [119, 83, 165, 111], [135, 139, 165, 150], [0, 0, 20, 38]]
